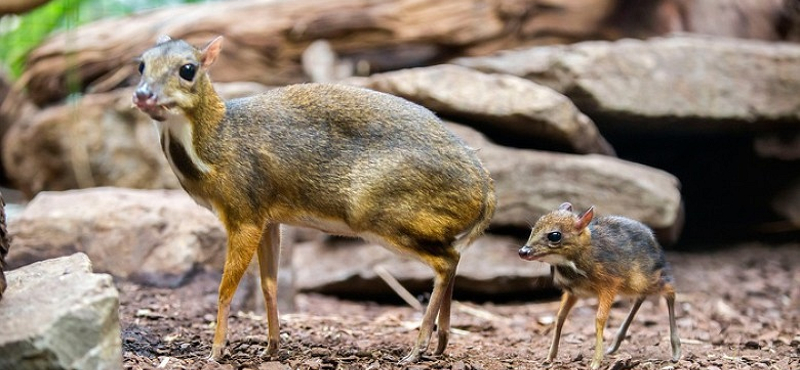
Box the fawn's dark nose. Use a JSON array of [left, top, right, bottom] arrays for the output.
[[518, 245, 532, 259]]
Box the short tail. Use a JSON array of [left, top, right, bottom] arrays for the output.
[[454, 166, 496, 251]]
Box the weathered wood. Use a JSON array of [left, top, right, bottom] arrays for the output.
[[0, 0, 51, 15], [22, 0, 631, 106]]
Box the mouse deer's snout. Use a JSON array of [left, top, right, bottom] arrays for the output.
[[519, 245, 533, 259]]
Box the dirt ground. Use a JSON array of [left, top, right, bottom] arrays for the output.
[[120, 242, 799, 370]]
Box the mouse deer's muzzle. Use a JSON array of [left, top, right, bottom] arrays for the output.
[[133, 83, 170, 121]]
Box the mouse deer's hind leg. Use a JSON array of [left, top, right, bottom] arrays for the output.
[[256, 223, 282, 357], [400, 248, 459, 364], [665, 286, 681, 362], [434, 256, 459, 356], [209, 223, 262, 361], [606, 296, 645, 355]]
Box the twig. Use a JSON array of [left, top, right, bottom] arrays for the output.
[[373, 265, 423, 311]]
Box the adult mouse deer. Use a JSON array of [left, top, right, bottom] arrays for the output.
[[132, 35, 495, 363]]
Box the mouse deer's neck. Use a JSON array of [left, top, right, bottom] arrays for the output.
[[183, 76, 226, 135]]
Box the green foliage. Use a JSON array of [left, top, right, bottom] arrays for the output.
[[0, 0, 211, 78]]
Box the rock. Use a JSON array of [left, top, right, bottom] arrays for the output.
[[0, 70, 36, 185], [453, 36, 800, 130], [677, 0, 785, 41], [772, 177, 800, 227], [7, 187, 226, 287], [295, 234, 551, 298], [349, 64, 615, 155], [2, 83, 271, 198], [446, 123, 683, 243], [2, 89, 178, 198], [0, 253, 121, 370]]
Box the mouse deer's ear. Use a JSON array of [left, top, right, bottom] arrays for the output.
[[156, 35, 172, 45], [575, 206, 594, 229], [559, 202, 573, 212], [201, 36, 224, 69]]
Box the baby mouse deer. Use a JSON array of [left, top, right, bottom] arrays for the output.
[[519, 202, 680, 369], [132, 36, 495, 363]]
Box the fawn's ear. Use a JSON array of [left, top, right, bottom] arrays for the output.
[[575, 206, 594, 229], [559, 202, 573, 212], [201, 36, 224, 69], [156, 35, 172, 45]]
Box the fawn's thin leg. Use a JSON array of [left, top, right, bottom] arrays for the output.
[[209, 223, 261, 361], [400, 253, 458, 363], [591, 290, 616, 370], [256, 223, 281, 356], [547, 292, 578, 362], [434, 260, 459, 355], [606, 296, 645, 355], [665, 290, 681, 362]]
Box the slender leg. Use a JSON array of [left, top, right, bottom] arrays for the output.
[[434, 259, 459, 355], [591, 290, 616, 370], [256, 223, 282, 356], [606, 297, 645, 355], [400, 254, 458, 363], [208, 223, 262, 361], [547, 292, 578, 362], [665, 290, 681, 362]]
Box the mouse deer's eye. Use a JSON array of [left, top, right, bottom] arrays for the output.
[[546, 231, 562, 244], [179, 63, 197, 81], [138, 62, 145, 74]]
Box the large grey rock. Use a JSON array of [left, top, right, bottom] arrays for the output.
[[349, 64, 615, 155], [1, 83, 271, 198], [7, 187, 226, 287], [295, 234, 551, 297], [447, 123, 683, 243], [454, 36, 800, 129], [0, 253, 121, 370]]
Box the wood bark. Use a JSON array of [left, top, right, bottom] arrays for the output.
[[21, 0, 627, 106], [0, 0, 52, 15]]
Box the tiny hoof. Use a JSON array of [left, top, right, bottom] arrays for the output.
[[206, 347, 224, 362]]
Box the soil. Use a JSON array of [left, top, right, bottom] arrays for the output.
[[121, 242, 800, 370]]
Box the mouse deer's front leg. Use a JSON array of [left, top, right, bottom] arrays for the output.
[[209, 222, 262, 361]]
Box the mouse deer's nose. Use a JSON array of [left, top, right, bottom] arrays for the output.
[[134, 86, 154, 102], [519, 245, 532, 259]]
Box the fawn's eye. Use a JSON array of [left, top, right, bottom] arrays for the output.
[[138, 62, 145, 74], [546, 231, 562, 243], [179, 63, 197, 81]]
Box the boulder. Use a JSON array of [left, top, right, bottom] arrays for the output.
[[295, 234, 551, 299], [447, 123, 683, 243], [676, 0, 785, 41], [7, 187, 226, 287], [2, 83, 270, 198], [453, 36, 800, 130], [0, 253, 121, 370], [349, 64, 615, 155]]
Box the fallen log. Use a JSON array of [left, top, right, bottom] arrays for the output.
[[21, 0, 627, 106]]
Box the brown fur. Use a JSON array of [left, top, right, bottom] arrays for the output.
[[519, 202, 680, 369], [133, 36, 496, 363]]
